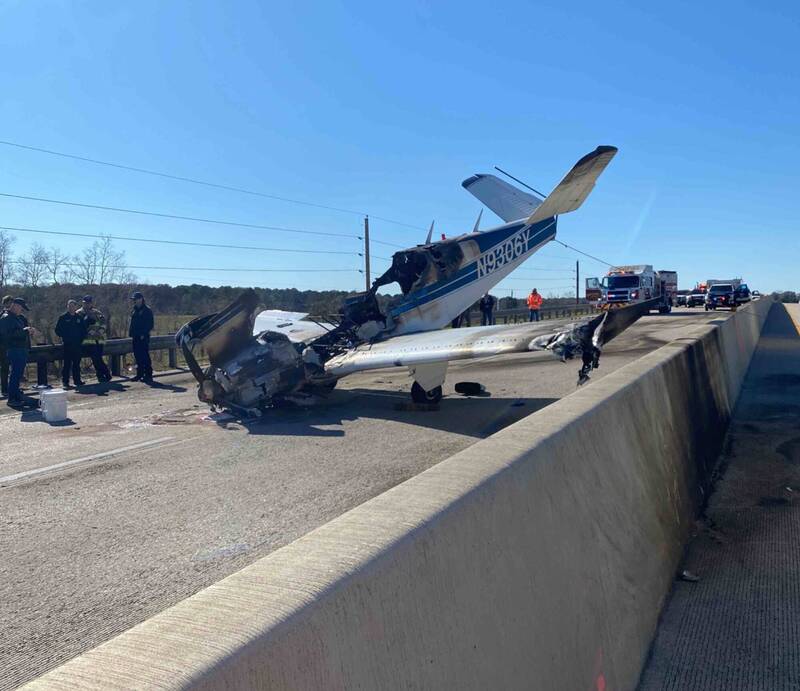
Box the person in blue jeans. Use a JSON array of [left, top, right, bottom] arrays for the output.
[[0, 297, 35, 406]]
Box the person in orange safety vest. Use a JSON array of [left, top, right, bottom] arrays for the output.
[[527, 288, 543, 322]]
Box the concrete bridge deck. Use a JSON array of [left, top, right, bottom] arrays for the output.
[[0, 309, 717, 689]]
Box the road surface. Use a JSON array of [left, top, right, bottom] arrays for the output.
[[0, 308, 719, 688]]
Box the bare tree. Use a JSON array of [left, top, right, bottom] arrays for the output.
[[16, 243, 50, 287], [73, 242, 98, 285], [47, 246, 73, 284], [72, 236, 133, 285], [97, 236, 125, 284], [0, 230, 14, 288]]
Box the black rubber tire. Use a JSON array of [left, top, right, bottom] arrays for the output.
[[411, 382, 443, 404]]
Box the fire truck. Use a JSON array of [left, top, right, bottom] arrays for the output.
[[587, 265, 677, 313]]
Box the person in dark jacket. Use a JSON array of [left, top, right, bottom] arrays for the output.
[[0, 295, 12, 398], [479, 293, 496, 326], [76, 295, 111, 382], [128, 291, 154, 383], [55, 299, 86, 388], [0, 297, 35, 405]]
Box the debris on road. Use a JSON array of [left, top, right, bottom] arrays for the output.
[[454, 382, 486, 396]]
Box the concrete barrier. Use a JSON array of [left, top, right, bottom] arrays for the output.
[[26, 300, 773, 690]]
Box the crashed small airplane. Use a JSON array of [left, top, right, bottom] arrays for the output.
[[176, 145, 653, 415]]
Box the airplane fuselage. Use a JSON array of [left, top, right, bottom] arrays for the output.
[[387, 216, 558, 336]]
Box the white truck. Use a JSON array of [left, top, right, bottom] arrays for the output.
[[587, 265, 677, 314]]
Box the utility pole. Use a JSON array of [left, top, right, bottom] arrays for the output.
[[364, 215, 370, 292], [576, 260, 580, 305]]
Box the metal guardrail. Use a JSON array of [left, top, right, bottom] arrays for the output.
[[466, 304, 596, 325], [24, 304, 595, 385], [27, 335, 179, 385]]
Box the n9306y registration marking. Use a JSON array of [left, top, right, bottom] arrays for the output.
[[476, 227, 533, 279]]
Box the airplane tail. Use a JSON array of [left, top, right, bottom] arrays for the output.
[[526, 146, 617, 224]]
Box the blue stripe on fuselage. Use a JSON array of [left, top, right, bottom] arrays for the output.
[[389, 217, 556, 318]]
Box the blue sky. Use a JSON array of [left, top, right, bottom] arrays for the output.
[[1, 0, 798, 295]]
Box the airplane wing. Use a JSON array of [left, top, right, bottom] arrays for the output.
[[253, 310, 331, 343], [325, 298, 657, 381], [461, 173, 543, 222], [326, 321, 558, 375]]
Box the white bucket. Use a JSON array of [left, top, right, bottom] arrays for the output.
[[41, 389, 68, 423]]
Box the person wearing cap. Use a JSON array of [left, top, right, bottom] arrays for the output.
[[128, 291, 154, 383], [77, 295, 111, 382], [0, 297, 36, 405], [55, 299, 86, 388], [0, 295, 12, 398]]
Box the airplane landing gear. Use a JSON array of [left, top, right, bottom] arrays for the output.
[[408, 362, 447, 405], [411, 381, 443, 404]]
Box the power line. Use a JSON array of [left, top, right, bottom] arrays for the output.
[[0, 192, 362, 240], [8, 260, 358, 273], [0, 225, 360, 256], [0, 139, 427, 232], [370, 238, 406, 249], [501, 276, 577, 282], [512, 267, 577, 273], [551, 239, 618, 268]]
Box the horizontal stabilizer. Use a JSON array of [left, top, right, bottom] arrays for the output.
[[461, 173, 543, 223], [527, 146, 618, 224], [253, 310, 329, 343]]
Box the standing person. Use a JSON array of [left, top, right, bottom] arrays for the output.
[[527, 288, 543, 322], [479, 293, 496, 326], [0, 295, 12, 398], [0, 297, 35, 406], [55, 299, 86, 389], [77, 295, 111, 382], [129, 291, 154, 383]]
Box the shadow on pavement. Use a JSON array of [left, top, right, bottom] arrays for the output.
[[236, 387, 559, 439], [72, 381, 128, 397], [138, 380, 188, 393]]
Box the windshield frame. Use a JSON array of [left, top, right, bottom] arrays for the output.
[[709, 284, 733, 293], [607, 275, 640, 289]]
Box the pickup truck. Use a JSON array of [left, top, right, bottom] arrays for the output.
[[705, 283, 751, 310]]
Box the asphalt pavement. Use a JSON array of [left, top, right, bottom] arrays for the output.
[[0, 308, 720, 689]]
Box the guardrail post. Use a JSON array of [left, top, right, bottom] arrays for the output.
[[37, 360, 48, 386], [111, 355, 121, 377], [168, 347, 177, 369]]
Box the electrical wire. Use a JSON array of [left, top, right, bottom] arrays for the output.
[[7, 260, 358, 273], [0, 192, 362, 240], [0, 225, 360, 256], [501, 276, 578, 282], [551, 239, 618, 268], [0, 139, 428, 232]]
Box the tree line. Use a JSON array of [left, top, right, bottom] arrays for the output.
[[0, 230, 135, 287], [0, 229, 609, 345]]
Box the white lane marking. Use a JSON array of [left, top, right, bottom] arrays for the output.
[[0, 436, 175, 485]]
